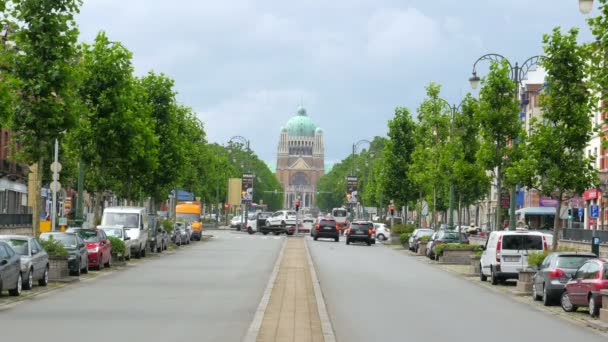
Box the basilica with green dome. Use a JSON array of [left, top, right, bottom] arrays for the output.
[[276, 106, 325, 209]]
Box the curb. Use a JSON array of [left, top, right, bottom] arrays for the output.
[[305, 238, 337, 342], [242, 237, 287, 342]]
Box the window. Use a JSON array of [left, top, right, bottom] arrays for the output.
[[586, 262, 601, 279], [556, 256, 594, 270], [575, 263, 589, 279], [541, 254, 554, 270], [0, 244, 8, 259]]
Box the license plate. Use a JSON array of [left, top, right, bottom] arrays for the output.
[[323, 227, 332, 230], [503, 256, 520, 262], [357, 230, 365, 234]]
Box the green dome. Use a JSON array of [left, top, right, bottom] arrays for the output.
[[284, 106, 318, 137]]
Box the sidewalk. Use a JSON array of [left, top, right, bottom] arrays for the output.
[[257, 238, 324, 342]]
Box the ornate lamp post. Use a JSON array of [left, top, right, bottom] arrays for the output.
[[469, 54, 541, 231]]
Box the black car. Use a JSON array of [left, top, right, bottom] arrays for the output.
[[428, 231, 469, 260], [313, 218, 339, 242], [40, 232, 89, 276], [346, 221, 374, 246], [0, 241, 22, 296], [532, 252, 596, 306]]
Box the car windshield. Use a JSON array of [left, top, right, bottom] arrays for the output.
[[320, 220, 336, 226], [176, 213, 200, 223], [287, 211, 296, 216], [556, 256, 594, 269], [502, 235, 543, 250], [102, 228, 123, 239], [418, 230, 433, 237], [42, 234, 77, 248], [2, 239, 28, 255], [102, 213, 139, 228], [351, 224, 370, 230], [75, 230, 99, 242], [333, 210, 347, 217]]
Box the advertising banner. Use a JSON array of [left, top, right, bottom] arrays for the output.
[[228, 178, 242, 206], [346, 176, 358, 204], [242, 173, 254, 201]]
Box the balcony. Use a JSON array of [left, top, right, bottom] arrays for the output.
[[0, 159, 27, 181]]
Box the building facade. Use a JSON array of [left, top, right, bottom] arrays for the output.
[[276, 106, 324, 209]]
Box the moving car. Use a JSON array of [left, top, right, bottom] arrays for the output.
[[480, 230, 549, 285], [99, 226, 133, 260], [427, 230, 468, 260], [331, 208, 349, 233], [148, 215, 169, 253], [532, 252, 596, 306], [345, 221, 374, 246], [302, 216, 315, 233], [102, 206, 149, 258], [561, 259, 608, 317], [40, 232, 89, 276], [313, 217, 339, 242], [67, 228, 112, 270], [373, 223, 391, 242], [265, 210, 297, 227], [0, 241, 22, 296], [256, 212, 272, 228], [409, 228, 433, 252], [0, 235, 49, 289]]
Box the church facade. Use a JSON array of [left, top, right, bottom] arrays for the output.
[[276, 106, 324, 209]]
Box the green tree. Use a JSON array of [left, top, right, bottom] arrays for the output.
[[508, 28, 596, 249], [9, 0, 83, 232], [476, 61, 521, 230]]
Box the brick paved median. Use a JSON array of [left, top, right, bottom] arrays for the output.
[[257, 238, 324, 342]]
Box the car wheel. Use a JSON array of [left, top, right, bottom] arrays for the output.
[[248, 227, 254, 235], [82, 262, 89, 274], [532, 283, 541, 301], [262, 232, 268, 235], [98, 255, 104, 270], [480, 265, 487, 282], [490, 267, 499, 285], [106, 254, 112, 268], [141, 246, 146, 257], [542, 286, 552, 306], [39, 266, 49, 286], [590, 294, 600, 317], [346, 239, 350, 245], [74, 260, 81, 276], [9, 273, 22, 296], [334, 237, 339, 242], [561, 291, 577, 312], [313, 236, 318, 241], [366, 240, 371, 246], [23, 269, 33, 290], [377, 234, 386, 241]]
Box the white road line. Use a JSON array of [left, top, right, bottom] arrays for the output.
[[305, 239, 337, 342], [242, 237, 287, 342]]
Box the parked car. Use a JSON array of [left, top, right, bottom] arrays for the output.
[[427, 230, 469, 260], [256, 212, 272, 228], [99, 226, 133, 260], [561, 259, 608, 317], [426, 232, 439, 258], [67, 228, 112, 270], [345, 221, 374, 246], [173, 222, 191, 246], [148, 215, 169, 253], [265, 210, 297, 228], [40, 232, 89, 276], [409, 228, 433, 252], [0, 235, 49, 289], [533, 252, 596, 306], [480, 230, 549, 285], [373, 223, 391, 242], [230, 216, 243, 229], [313, 217, 339, 242], [101, 206, 148, 258], [0, 241, 22, 296]]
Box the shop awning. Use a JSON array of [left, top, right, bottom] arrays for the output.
[[515, 207, 556, 216]]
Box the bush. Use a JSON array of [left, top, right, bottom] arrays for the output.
[[108, 236, 126, 256], [527, 246, 577, 268], [162, 219, 173, 234], [39, 236, 68, 258], [419, 235, 432, 242], [392, 224, 416, 235], [400, 233, 411, 245], [435, 243, 482, 257]]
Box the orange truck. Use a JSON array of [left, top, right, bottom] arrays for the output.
[[176, 201, 203, 241]]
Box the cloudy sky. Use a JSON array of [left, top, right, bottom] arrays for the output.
[[76, 0, 593, 164]]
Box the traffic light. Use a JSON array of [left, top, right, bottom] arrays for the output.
[[567, 209, 573, 220], [389, 204, 395, 217], [295, 200, 301, 212]]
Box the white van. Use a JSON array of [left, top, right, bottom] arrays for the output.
[[101, 207, 149, 258], [480, 230, 550, 285]]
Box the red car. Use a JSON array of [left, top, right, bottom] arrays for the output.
[[68, 228, 112, 270], [561, 258, 608, 317]]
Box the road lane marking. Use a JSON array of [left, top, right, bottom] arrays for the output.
[[305, 239, 337, 342], [242, 237, 287, 342]]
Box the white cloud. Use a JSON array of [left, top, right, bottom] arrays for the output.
[[366, 8, 441, 60]]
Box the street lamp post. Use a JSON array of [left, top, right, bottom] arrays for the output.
[[469, 53, 541, 231], [228, 136, 251, 231], [351, 139, 372, 219]]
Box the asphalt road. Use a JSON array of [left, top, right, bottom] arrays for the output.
[[307, 237, 606, 342], [0, 230, 283, 342]]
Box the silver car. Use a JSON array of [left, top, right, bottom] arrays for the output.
[[99, 226, 133, 260], [0, 235, 49, 290]]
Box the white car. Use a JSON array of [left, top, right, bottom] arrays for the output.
[[245, 219, 257, 234], [373, 223, 390, 241], [265, 210, 297, 227], [101, 206, 148, 258], [99, 226, 133, 260], [480, 229, 550, 285]]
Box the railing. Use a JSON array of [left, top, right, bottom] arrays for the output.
[[561, 228, 608, 243], [0, 214, 32, 226]]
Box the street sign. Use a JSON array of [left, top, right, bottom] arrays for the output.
[[591, 205, 600, 219], [578, 207, 584, 218], [58, 217, 67, 226], [50, 161, 62, 173], [500, 193, 510, 209], [590, 218, 596, 226], [50, 181, 61, 193]]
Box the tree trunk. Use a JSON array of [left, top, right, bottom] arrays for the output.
[[457, 194, 462, 242], [433, 185, 437, 230], [495, 165, 502, 231], [475, 203, 480, 227], [552, 191, 563, 251], [418, 191, 422, 228], [32, 157, 43, 236], [93, 191, 103, 226]]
